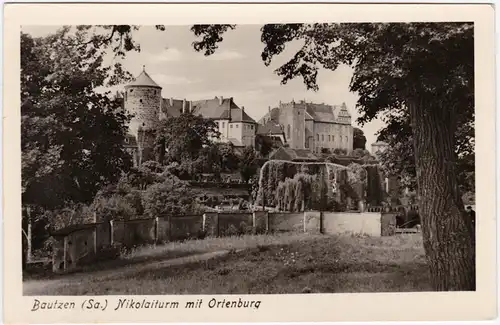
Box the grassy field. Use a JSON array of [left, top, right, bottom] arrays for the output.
[[23, 233, 431, 295]]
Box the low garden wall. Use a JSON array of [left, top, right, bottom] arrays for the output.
[[322, 212, 382, 237], [52, 210, 398, 273]]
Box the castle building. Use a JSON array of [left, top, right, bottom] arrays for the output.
[[258, 100, 354, 154], [122, 68, 257, 166]]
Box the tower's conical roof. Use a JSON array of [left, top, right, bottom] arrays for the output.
[[125, 66, 162, 89]]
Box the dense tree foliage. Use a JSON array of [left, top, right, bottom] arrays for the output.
[[377, 110, 475, 194], [142, 176, 203, 217], [155, 112, 221, 164], [21, 27, 137, 263], [238, 146, 258, 183], [21, 29, 133, 210], [353, 127, 367, 150]]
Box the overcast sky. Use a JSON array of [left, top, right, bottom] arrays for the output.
[[23, 25, 385, 150]]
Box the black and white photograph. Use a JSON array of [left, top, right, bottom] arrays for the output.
[[3, 2, 497, 323]]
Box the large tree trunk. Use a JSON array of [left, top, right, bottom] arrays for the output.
[[410, 100, 475, 291]]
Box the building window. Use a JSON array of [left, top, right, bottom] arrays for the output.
[[236, 124, 239, 128], [328, 135, 331, 142], [230, 124, 233, 128], [321, 134, 324, 141], [316, 134, 319, 141], [287, 124, 291, 139], [130, 89, 133, 93], [332, 135, 335, 142], [251, 125, 254, 130], [139, 99, 143, 103], [222, 122, 225, 128]]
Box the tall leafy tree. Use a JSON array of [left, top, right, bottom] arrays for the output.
[[218, 142, 240, 171], [21, 27, 135, 262], [377, 108, 475, 194], [190, 23, 475, 291], [155, 112, 220, 164], [21, 28, 133, 209], [239, 146, 258, 183], [352, 127, 367, 150]]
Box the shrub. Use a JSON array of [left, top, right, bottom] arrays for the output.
[[225, 224, 239, 237], [91, 194, 136, 221], [142, 174, 202, 217]]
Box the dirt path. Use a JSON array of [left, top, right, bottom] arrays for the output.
[[23, 250, 232, 295]]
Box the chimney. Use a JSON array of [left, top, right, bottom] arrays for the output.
[[170, 97, 173, 106], [219, 96, 223, 105], [189, 101, 193, 113], [182, 99, 186, 113], [242, 106, 245, 112]]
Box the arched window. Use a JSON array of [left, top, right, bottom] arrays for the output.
[[316, 134, 319, 141], [287, 124, 291, 139]]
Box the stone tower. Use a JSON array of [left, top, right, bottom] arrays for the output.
[[280, 100, 306, 149], [124, 67, 162, 165]]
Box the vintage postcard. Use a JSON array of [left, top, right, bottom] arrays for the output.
[[3, 2, 497, 324]]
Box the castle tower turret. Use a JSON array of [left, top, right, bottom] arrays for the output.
[[124, 67, 162, 165], [124, 66, 162, 137]]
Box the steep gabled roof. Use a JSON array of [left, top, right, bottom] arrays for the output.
[[190, 97, 257, 123], [305, 102, 337, 123], [191, 97, 236, 119], [230, 108, 257, 123], [125, 69, 162, 89], [256, 119, 284, 135], [258, 107, 280, 124], [161, 98, 185, 118]]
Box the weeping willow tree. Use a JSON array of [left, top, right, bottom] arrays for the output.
[[256, 160, 385, 211]]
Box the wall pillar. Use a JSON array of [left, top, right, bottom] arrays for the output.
[[109, 220, 114, 245], [204, 212, 219, 237], [63, 236, 68, 271], [253, 211, 269, 234], [303, 211, 322, 234], [154, 217, 159, 244], [93, 228, 97, 255]]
